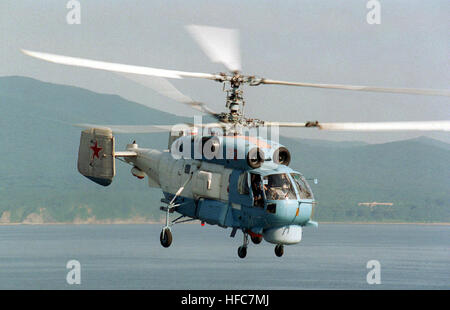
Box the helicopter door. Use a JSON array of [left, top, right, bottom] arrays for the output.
[[228, 170, 253, 226], [230, 171, 252, 205]]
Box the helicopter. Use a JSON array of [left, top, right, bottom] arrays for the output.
[[22, 25, 450, 258]]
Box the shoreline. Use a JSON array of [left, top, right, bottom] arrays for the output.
[[318, 221, 450, 226], [0, 221, 449, 226]]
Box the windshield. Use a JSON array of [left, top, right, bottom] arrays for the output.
[[263, 173, 297, 200], [291, 173, 313, 199]]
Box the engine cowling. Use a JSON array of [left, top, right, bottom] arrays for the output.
[[171, 135, 266, 170], [273, 147, 291, 166], [247, 147, 265, 169]]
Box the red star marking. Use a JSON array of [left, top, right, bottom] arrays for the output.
[[90, 141, 102, 160]]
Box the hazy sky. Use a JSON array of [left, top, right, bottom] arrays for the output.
[[1, 0, 449, 143]]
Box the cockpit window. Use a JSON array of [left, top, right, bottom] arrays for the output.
[[291, 173, 313, 199], [263, 173, 297, 200]]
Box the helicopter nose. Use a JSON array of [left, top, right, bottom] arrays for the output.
[[270, 199, 313, 225], [271, 200, 299, 221], [296, 200, 313, 224]]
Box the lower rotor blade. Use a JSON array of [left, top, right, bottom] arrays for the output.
[[74, 123, 174, 134], [74, 122, 229, 134], [318, 121, 450, 131], [265, 121, 450, 131]]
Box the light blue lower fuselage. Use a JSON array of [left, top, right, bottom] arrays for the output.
[[163, 165, 315, 235]]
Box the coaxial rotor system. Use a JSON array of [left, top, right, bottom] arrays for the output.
[[22, 24, 450, 134]]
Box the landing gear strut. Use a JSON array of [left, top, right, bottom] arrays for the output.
[[237, 231, 250, 259], [275, 244, 284, 257], [158, 174, 193, 249]]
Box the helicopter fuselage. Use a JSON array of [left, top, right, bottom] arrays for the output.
[[124, 135, 317, 245]]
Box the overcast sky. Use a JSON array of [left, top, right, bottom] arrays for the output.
[[1, 0, 449, 143]]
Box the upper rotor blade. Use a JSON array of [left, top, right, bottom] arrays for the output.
[[186, 25, 241, 72], [266, 121, 450, 131], [258, 79, 450, 97], [21, 49, 222, 81]]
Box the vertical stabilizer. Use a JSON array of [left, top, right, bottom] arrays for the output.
[[77, 128, 115, 186]]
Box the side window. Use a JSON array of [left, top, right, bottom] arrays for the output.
[[237, 172, 249, 195]]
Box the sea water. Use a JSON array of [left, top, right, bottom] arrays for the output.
[[0, 223, 448, 289]]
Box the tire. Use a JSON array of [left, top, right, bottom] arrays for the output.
[[275, 244, 284, 257], [238, 246, 247, 259], [160, 228, 173, 248], [251, 235, 262, 244]]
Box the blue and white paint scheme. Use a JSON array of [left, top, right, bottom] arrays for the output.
[[104, 133, 318, 258]]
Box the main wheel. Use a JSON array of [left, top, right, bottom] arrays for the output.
[[237, 246, 247, 259], [275, 244, 284, 257], [251, 235, 262, 244], [160, 228, 172, 248]]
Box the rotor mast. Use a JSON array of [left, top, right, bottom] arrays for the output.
[[222, 72, 245, 122], [216, 73, 266, 130]]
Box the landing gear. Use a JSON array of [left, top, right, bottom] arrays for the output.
[[275, 244, 284, 257], [158, 174, 194, 249], [160, 199, 174, 248], [237, 231, 250, 259], [160, 228, 172, 248], [237, 246, 247, 258], [251, 235, 262, 244]]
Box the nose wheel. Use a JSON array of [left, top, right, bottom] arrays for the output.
[[275, 244, 284, 257]]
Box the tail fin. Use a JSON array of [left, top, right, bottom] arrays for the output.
[[77, 128, 115, 186]]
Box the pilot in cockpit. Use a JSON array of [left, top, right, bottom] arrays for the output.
[[251, 174, 264, 207], [264, 174, 297, 200]]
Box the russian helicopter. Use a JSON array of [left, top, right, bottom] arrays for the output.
[[22, 25, 450, 258]]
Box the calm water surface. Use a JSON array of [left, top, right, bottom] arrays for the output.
[[0, 223, 448, 289]]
